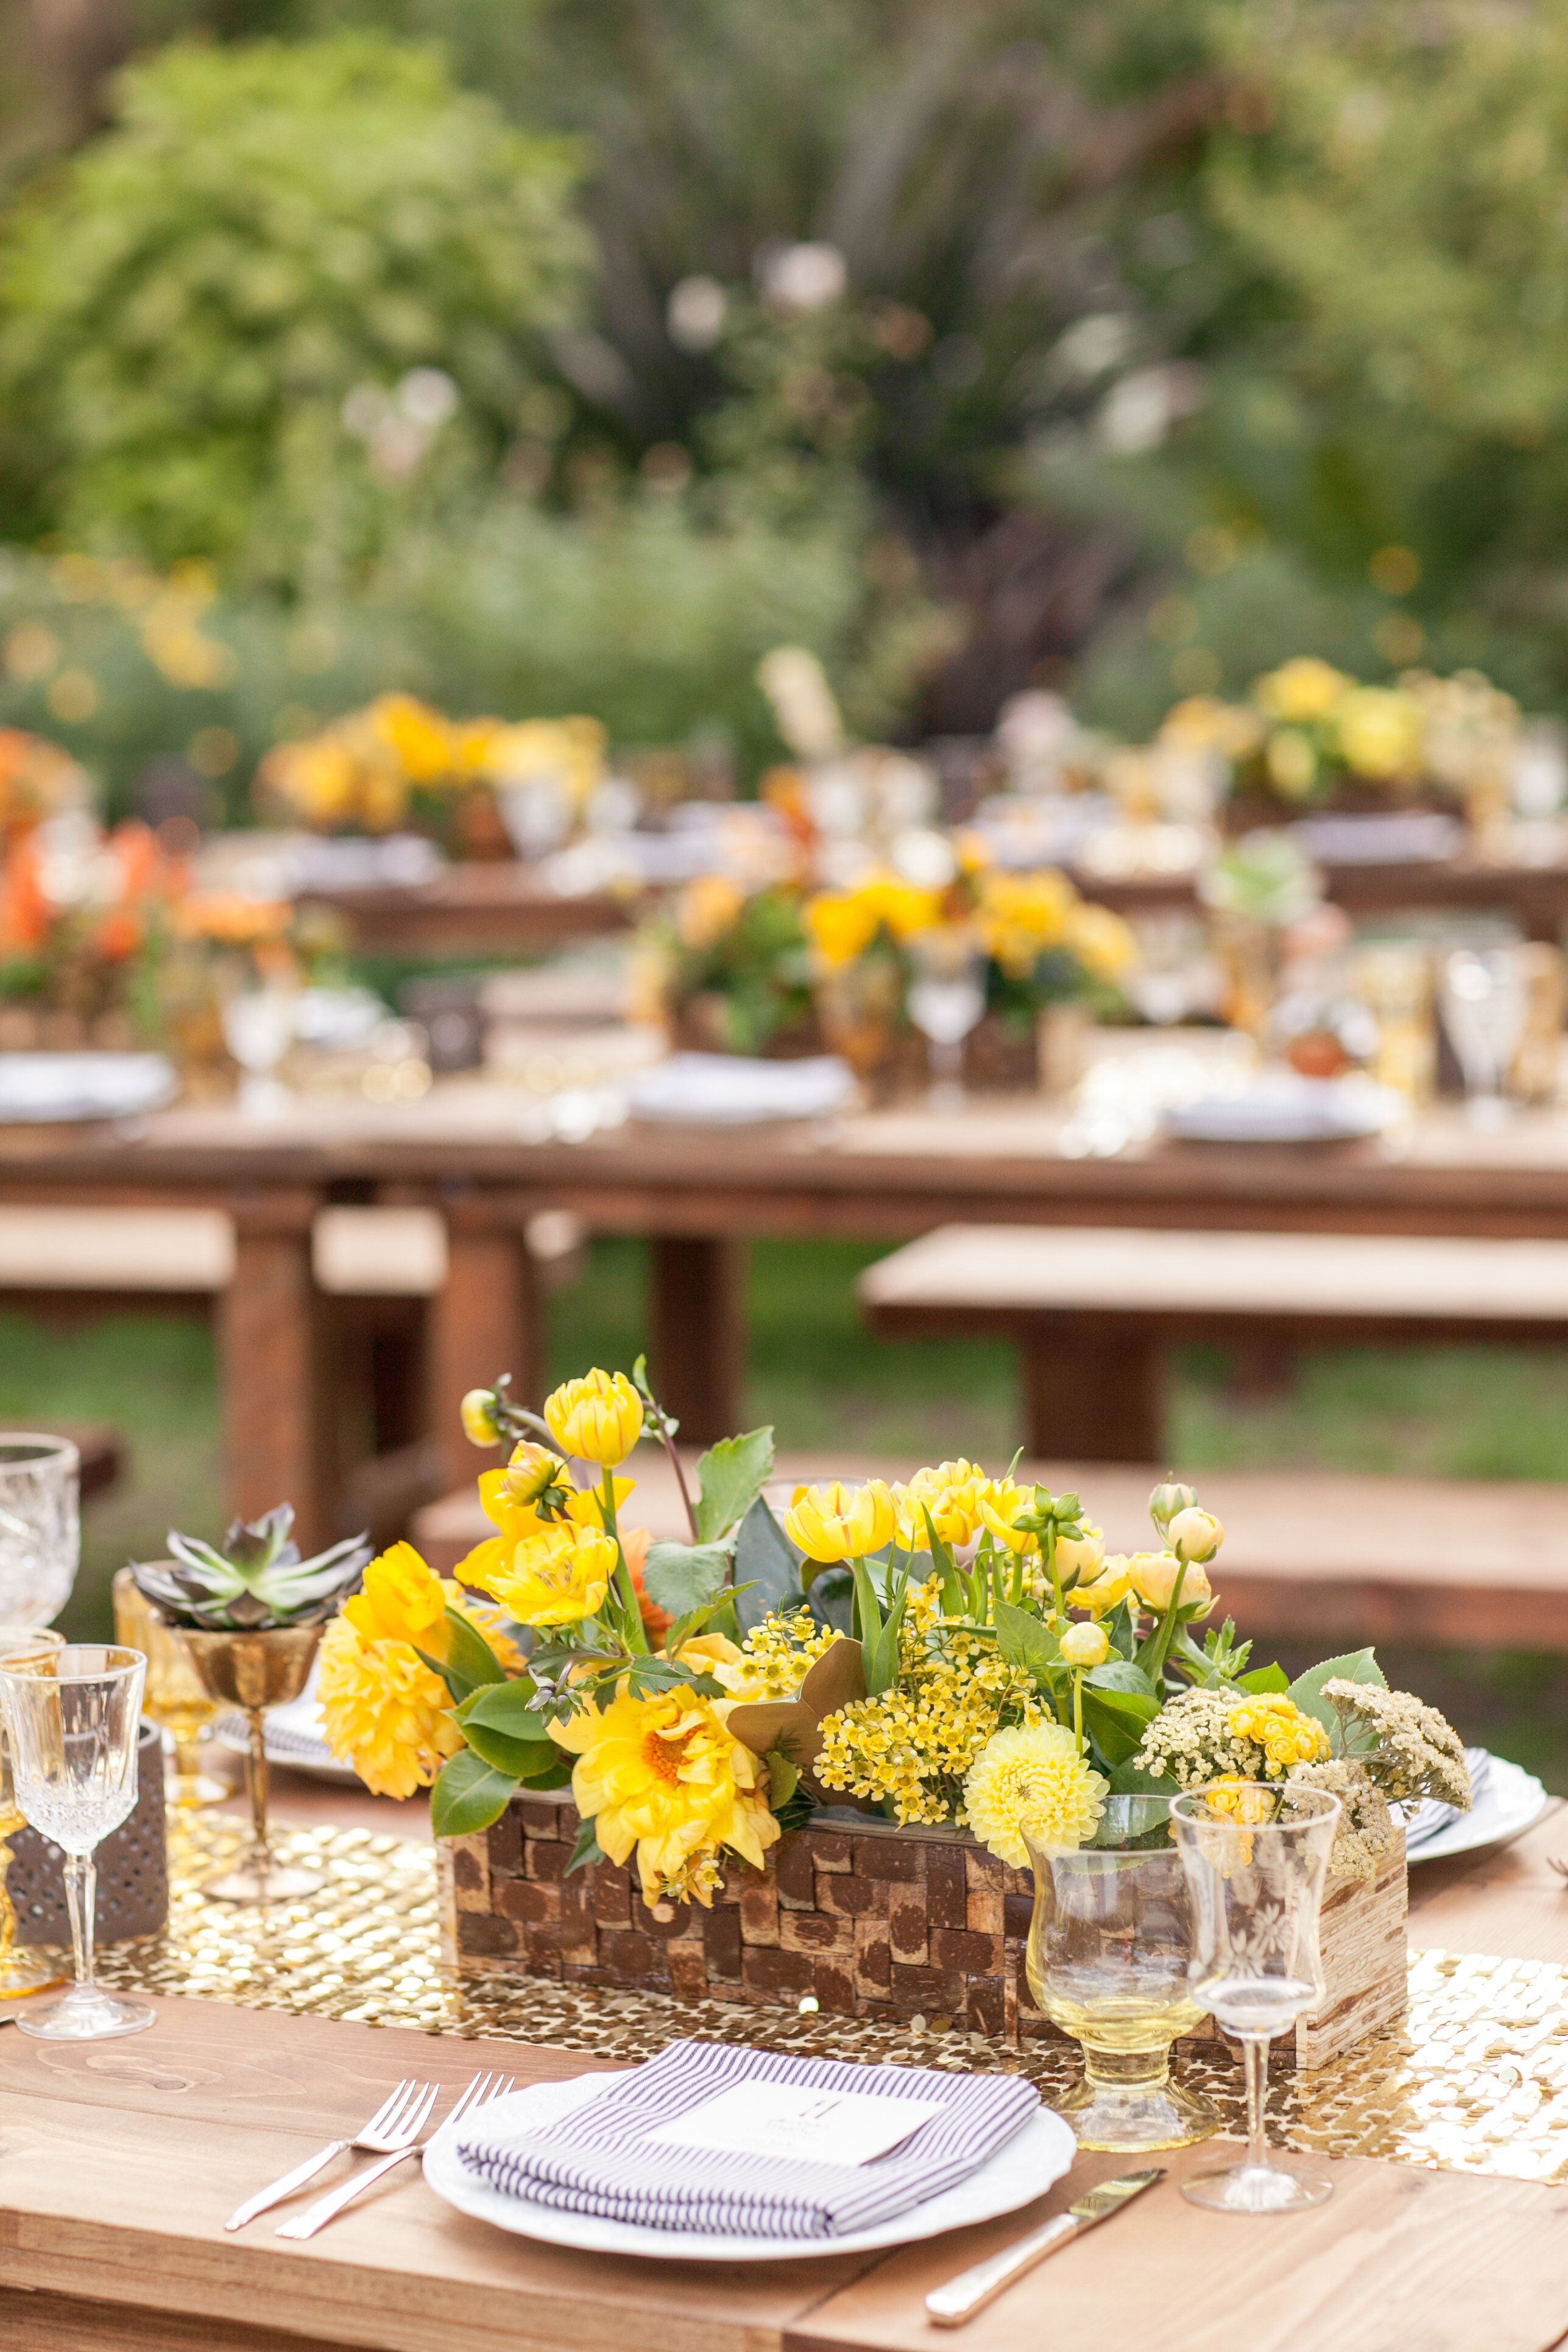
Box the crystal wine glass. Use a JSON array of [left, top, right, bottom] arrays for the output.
[[0, 1435, 80, 1623], [0, 1623, 66, 2003], [1023, 1796, 1218, 2152], [1171, 1781, 1342, 2213], [906, 926, 986, 1113], [222, 986, 297, 1118], [0, 1644, 156, 2040], [112, 1569, 229, 1808], [1441, 947, 1527, 1129]]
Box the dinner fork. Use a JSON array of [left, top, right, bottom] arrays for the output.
[[275, 2070, 515, 2241], [225, 2078, 440, 2231]]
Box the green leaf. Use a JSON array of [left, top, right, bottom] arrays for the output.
[[1086, 1660, 1157, 1700], [565, 1817, 606, 1875], [1109, 1759, 1179, 1796], [1287, 1648, 1386, 1734], [1238, 1661, 1290, 1695], [456, 1679, 548, 1740], [693, 1427, 776, 1543], [766, 1750, 799, 1809], [431, 1748, 520, 1838], [461, 1717, 564, 1782], [641, 1541, 732, 1619], [418, 1607, 508, 1705], [732, 1498, 803, 1634], [993, 1598, 1060, 1687], [1081, 1684, 1160, 1767]]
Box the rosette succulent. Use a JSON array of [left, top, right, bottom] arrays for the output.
[[133, 1506, 372, 1631]]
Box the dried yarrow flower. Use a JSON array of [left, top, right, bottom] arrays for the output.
[[1287, 1757, 1399, 1879], [1322, 1681, 1472, 1809]]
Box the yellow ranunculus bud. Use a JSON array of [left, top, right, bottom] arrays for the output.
[[342, 1541, 447, 1650], [1054, 1523, 1105, 1587], [1072, 1555, 1134, 1616], [490, 1522, 616, 1628], [544, 1369, 644, 1467], [460, 1388, 501, 1447], [1167, 1505, 1223, 1565], [1129, 1550, 1211, 1612], [505, 1441, 562, 1505], [1060, 1620, 1109, 1669], [1148, 1479, 1197, 1536], [784, 1478, 899, 1563]]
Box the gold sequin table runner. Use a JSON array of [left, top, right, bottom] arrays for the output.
[[87, 1817, 1568, 2188]]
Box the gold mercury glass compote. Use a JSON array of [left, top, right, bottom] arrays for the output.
[[174, 1622, 325, 1904], [112, 1569, 230, 1807], [0, 1623, 68, 2002], [1025, 1796, 1219, 2154]]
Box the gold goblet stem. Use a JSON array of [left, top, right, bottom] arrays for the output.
[[244, 1706, 272, 1881]]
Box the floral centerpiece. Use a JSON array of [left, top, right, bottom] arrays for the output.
[[0, 819, 186, 1047], [319, 1363, 1467, 1925], [258, 694, 606, 858], [0, 727, 93, 847], [634, 877, 818, 1057]]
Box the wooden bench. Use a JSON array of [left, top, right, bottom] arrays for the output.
[[412, 1447, 1568, 1651], [858, 1223, 1568, 1461]]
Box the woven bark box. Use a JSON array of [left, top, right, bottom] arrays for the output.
[[439, 1790, 1407, 2070]]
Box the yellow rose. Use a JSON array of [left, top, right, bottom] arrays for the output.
[[486, 1521, 616, 1627], [1129, 1550, 1211, 1612], [785, 1478, 899, 1563], [1055, 1522, 1106, 1587], [1059, 1620, 1109, 1669], [1167, 1505, 1223, 1565], [342, 1541, 447, 1651], [545, 1368, 644, 1466]]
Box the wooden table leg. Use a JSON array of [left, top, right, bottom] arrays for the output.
[[649, 1235, 747, 1446], [429, 1197, 546, 1490], [1022, 1313, 1164, 1463], [219, 1192, 331, 1549]]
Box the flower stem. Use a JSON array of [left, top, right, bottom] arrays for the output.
[[600, 1469, 648, 1653], [1047, 1525, 1063, 1622], [1072, 1669, 1084, 1757]]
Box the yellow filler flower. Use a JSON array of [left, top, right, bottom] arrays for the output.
[[964, 1722, 1107, 1867], [785, 1478, 898, 1563], [545, 1369, 644, 1466], [551, 1682, 780, 1905]]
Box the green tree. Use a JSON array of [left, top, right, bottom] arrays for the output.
[[0, 34, 587, 589]]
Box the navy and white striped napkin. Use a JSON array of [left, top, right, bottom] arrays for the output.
[[457, 2039, 1040, 2240]]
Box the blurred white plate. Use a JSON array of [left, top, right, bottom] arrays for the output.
[[422, 2072, 1076, 2262], [1401, 1752, 1548, 1865], [1164, 1072, 1403, 1145], [628, 1053, 854, 1126], [0, 1052, 178, 1123]]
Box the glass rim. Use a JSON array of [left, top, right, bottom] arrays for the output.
[[0, 1642, 146, 1687], [0, 1625, 66, 1662], [1170, 1782, 1343, 1831], [0, 1433, 80, 1469]]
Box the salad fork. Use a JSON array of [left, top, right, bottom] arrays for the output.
[[226, 2078, 439, 2231], [276, 2070, 515, 2240]]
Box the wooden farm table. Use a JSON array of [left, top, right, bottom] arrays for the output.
[[3, 1801, 1567, 2352], [1078, 845, 1568, 944], [9, 1087, 1568, 1531], [300, 861, 633, 958]]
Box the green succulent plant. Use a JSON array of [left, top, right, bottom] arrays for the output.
[[132, 1506, 372, 1633]]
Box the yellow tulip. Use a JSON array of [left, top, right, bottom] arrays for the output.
[[545, 1368, 644, 1466], [504, 1441, 562, 1505], [785, 1478, 898, 1563], [342, 1542, 447, 1650], [976, 1477, 1039, 1555], [897, 1461, 991, 1549], [1059, 1620, 1110, 1669], [1071, 1555, 1134, 1616], [1129, 1550, 1212, 1612]]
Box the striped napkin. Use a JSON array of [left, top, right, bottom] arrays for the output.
[[457, 2039, 1040, 2240], [1399, 1746, 1489, 1852]]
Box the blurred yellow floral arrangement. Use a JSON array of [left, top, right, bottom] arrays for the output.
[[258, 693, 606, 856], [319, 1363, 1469, 1905], [1162, 659, 1521, 816]]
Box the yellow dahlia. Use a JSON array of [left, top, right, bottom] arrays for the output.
[[544, 1368, 643, 1466], [549, 1681, 780, 1905], [785, 1478, 898, 1563], [342, 1541, 447, 1651], [319, 1584, 519, 1800], [963, 1722, 1107, 1866]]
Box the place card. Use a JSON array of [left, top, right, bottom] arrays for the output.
[[645, 2080, 947, 2169]]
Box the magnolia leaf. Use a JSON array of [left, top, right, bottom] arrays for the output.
[[642, 1541, 731, 1619], [799, 1637, 867, 1716], [994, 1598, 1060, 1688], [1238, 1661, 1290, 1695], [732, 1498, 803, 1634], [1288, 1648, 1386, 1735], [693, 1427, 775, 1544], [728, 1697, 817, 1765], [457, 1679, 549, 1740], [431, 1748, 520, 1838]]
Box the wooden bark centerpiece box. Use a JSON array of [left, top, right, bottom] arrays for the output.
[[440, 1791, 1406, 2071]]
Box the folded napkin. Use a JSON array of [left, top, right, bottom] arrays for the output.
[[457, 2038, 1040, 2240]]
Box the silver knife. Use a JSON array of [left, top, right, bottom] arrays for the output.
[[925, 2167, 1165, 2327]]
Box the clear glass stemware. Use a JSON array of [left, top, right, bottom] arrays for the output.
[[1171, 1782, 1342, 2213], [1441, 946, 1527, 1128], [0, 1435, 80, 1623], [0, 1623, 67, 2004], [906, 926, 986, 1113], [0, 1644, 156, 2040]]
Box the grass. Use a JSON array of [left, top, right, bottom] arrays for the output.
[[13, 1238, 1568, 1787]]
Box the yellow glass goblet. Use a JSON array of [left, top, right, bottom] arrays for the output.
[[113, 1569, 231, 1807], [0, 1622, 68, 2004]]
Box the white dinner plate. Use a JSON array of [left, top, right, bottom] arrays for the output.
[[422, 2072, 1078, 2262], [1164, 1072, 1403, 1145], [1402, 1751, 1549, 1866], [0, 1051, 178, 1123]]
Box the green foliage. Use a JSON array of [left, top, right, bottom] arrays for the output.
[[0, 35, 587, 586], [430, 1746, 521, 1836], [1288, 1647, 1386, 1739], [693, 1428, 775, 1544], [640, 1540, 732, 1620]]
